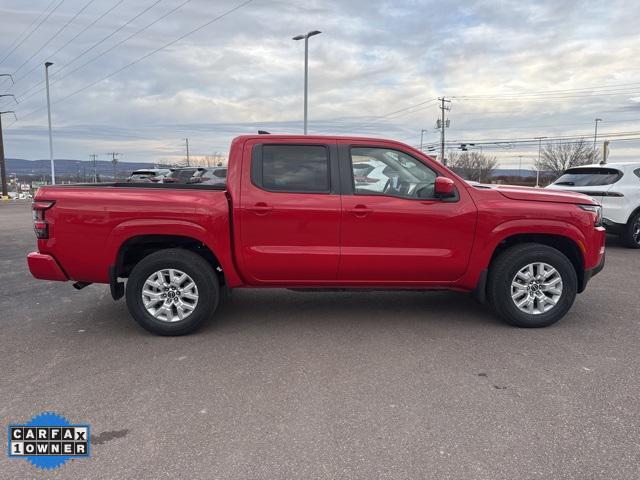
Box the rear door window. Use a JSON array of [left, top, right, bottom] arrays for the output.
[[254, 145, 330, 193], [553, 168, 623, 187]]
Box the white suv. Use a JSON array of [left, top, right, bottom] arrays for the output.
[[547, 162, 640, 248]]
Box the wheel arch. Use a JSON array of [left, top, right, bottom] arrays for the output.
[[488, 233, 586, 292], [115, 233, 223, 277]]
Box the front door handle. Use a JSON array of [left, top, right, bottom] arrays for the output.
[[247, 202, 273, 215], [347, 204, 371, 217]]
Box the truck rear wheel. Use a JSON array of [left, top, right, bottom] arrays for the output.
[[487, 243, 577, 328], [125, 248, 219, 335]]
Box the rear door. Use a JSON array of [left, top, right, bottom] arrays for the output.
[[337, 141, 477, 283], [238, 140, 341, 284]]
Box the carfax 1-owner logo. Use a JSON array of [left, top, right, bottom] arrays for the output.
[[7, 412, 91, 470]]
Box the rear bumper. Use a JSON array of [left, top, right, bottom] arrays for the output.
[[603, 218, 626, 235], [27, 252, 68, 281]]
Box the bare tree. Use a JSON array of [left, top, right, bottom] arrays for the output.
[[448, 151, 498, 182], [540, 138, 599, 177]]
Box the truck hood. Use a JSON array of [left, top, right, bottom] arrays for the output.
[[476, 184, 597, 205]]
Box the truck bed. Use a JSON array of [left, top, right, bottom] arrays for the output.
[[33, 183, 235, 285]]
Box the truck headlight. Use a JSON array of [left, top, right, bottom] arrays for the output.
[[579, 204, 603, 227]]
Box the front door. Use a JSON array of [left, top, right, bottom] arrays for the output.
[[338, 143, 477, 284]]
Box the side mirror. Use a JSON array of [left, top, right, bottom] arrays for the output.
[[434, 177, 456, 198]]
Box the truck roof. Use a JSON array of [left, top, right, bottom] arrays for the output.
[[233, 133, 418, 144]]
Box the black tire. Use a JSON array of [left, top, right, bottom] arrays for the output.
[[487, 243, 577, 328], [125, 248, 219, 335], [620, 211, 640, 249]]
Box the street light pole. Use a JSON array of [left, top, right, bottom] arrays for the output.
[[45, 62, 55, 185], [534, 136, 547, 188], [420, 129, 429, 151], [293, 30, 321, 135], [593, 118, 602, 154]]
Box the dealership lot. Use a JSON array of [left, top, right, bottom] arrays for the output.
[[1, 200, 639, 479]]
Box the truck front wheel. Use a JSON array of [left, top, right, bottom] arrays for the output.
[[487, 243, 577, 328], [125, 248, 219, 335]]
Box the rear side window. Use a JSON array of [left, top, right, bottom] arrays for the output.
[[254, 145, 330, 193], [634, 168, 640, 180], [553, 167, 623, 187]]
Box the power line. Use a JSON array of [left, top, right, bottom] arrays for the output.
[[47, 0, 195, 90], [448, 79, 640, 98], [2, 0, 126, 98], [8, 0, 97, 80], [452, 88, 640, 101], [314, 98, 439, 134], [10, 0, 255, 123], [10, 0, 165, 104], [0, 0, 63, 67]]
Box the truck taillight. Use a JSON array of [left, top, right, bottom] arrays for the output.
[[32, 201, 55, 239]]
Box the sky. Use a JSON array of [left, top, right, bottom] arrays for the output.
[[0, 0, 639, 169]]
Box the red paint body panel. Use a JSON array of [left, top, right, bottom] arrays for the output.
[[27, 252, 68, 281], [28, 134, 605, 294]]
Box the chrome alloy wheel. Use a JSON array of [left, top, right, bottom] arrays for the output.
[[141, 269, 199, 322], [510, 262, 563, 315], [633, 216, 640, 245]]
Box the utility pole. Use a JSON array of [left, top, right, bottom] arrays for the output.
[[0, 109, 17, 200], [438, 97, 451, 165], [518, 155, 523, 180], [534, 136, 547, 188], [45, 62, 55, 185], [107, 152, 120, 182], [601, 140, 610, 165], [184, 138, 190, 166], [90, 154, 98, 183], [593, 118, 602, 154]]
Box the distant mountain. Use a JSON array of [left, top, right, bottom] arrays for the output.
[[490, 168, 537, 178], [5, 158, 167, 179]]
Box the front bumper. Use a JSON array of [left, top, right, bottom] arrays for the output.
[[582, 252, 605, 291], [27, 252, 68, 281]]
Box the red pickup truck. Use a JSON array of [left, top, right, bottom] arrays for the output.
[[28, 135, 606, 335]]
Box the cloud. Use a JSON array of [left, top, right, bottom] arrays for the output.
[[0, 0, 638, 167]]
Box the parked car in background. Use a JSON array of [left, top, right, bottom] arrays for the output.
[[127, 168, 172, 183], [547, 162, 640, 248], [163, 167, 206, 184], [189, 167, 227, 186]]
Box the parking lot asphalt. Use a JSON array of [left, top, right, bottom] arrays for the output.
[[1, 200, 639, 479]]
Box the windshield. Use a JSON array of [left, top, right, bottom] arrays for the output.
[[553, 167, 622, 187]]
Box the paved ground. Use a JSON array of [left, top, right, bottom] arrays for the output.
[[1, 200, 639, 479]]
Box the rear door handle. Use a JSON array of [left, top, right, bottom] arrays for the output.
[[347, 204, 371, 217], [247, 202, 273, 215]]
